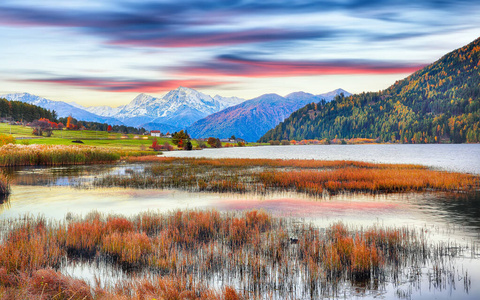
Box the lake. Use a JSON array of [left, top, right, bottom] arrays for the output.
[[1, 144, 479, 299], [163, 144, 480, 174]]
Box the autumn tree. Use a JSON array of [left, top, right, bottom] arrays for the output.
[[207, 137, 222, 148], [172, 130, 190, 146], [66, 116, 76, 130]]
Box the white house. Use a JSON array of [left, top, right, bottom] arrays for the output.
[[150, 130, 161, 137]]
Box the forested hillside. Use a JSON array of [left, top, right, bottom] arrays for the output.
[[260, 37, 480, 143], [0, 98, 56, 122]]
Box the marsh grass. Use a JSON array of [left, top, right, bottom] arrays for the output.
[[0, 210, 471, 299], [0, 173, 9, 196], [0, 144, 120, 167], [98, 157, 479, 195]]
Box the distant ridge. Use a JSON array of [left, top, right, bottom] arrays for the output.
[[2, 87, 354, 136], [187, 89, 350, 142], [259, 37, 480, 143], [0, 92, 123, 125]]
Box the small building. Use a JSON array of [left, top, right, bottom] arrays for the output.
[[150, 130, 161, 137], [220, 138, 245, 143]]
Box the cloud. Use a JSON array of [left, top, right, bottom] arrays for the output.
[[16, 77, 231, 92], [108, 28, 335, 48], [175, 55, 426, 77], [0, 0, 476, 49]]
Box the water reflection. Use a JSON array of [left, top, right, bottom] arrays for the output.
[[3, 163, 144, 187], [1, 164, 480, 299], [2, 164, 480, 241], [418, 192, 480, 229], [163, 144, 480, 174]]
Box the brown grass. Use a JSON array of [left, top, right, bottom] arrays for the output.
[[97, 157, 479, 195], [0, 210, 465, 299], [0, 144, 120, 167], [0, 173, 9, 196]]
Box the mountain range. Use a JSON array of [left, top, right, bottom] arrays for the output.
[[1, 87, 349, 140], [260, 37, 480, 143], [0, 92, 123, 125], [1, 87, 245, 132], [96, 88, 245, 130], [187, 89, 350, 142]]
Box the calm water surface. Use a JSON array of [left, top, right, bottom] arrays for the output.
[[164, 144, 480, 174], [1, 144, 479, 299]]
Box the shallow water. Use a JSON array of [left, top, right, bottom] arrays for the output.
[[163, 144, 480, 174], [1, 159, 480, 299]]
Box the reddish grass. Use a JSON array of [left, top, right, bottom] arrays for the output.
[[0, 210, 456, 299], [0, 173, 9, 196], [102, 232, 151, 265], [99, 157, 479, 195], [257, 167, 478, 194], [0, 268, 242, 300], [127, 156, 427, 170]]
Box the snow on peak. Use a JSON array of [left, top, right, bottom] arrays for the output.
[[110, 87, 245, 128]]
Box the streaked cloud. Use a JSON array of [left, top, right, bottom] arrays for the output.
[[0, 0, 479, 105], [16, 77, 231, 93], [175, 55, 426, 77]]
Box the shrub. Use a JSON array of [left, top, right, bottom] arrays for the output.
[[0, 133, 15, 146]]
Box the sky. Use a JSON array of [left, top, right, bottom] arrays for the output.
[[0, 0, 479, 107]]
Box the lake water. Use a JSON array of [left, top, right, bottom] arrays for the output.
[[1, 144, 480, 299], [163, 144, 480, 174]]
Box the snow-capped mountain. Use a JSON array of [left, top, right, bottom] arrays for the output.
[[1, 87, 346, 132], [111, 87, 245, 128], [1, 88, 245, 129], [213, 95, 245, 106], [85, 105, 123, 118], [0, 92, 123, 125]]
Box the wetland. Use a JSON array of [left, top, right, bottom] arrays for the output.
[[1, 144, 479, 299]]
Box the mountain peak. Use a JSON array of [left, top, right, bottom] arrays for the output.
[[112, 87, 245, 128], [176, 86, 193, 92]]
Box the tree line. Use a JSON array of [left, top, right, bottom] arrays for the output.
[[260, 37, 480, 143], [0, 98, 56, 122]]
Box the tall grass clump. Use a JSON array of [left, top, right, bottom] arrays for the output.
[[0, 173, 9, 196], [0, 144, 120, 167]]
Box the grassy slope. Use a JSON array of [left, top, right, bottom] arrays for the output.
[[0, 123, 182, 152], [1, 123, 267, 150]]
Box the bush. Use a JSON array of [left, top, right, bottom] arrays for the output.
[[0, 133, 15, 146], [207, 137, 222, 148], [185, 140, 193, 150]]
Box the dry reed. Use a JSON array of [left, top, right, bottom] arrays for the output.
[[0, 173, 9, 196], [0, 144, 120, 167], [96, 157, 479, 195], [0, 210, 468, 299]]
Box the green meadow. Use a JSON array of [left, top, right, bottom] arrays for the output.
[[0, 123, 266, 150], [0, 123, 174, 152]]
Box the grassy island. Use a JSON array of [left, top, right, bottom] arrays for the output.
[[104, 157, 479, 195]]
